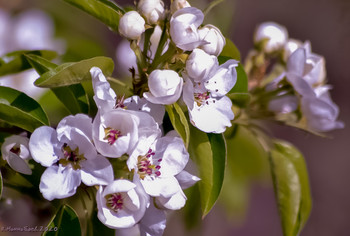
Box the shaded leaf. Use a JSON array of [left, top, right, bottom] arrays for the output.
[[51, 84, 89, 115], [0, 50, 57, 76], [269, 140, 312, 236], [230, 64, 248, 93], [188, 126, 226, 217], [0, 86, 49, 132], [219, 38, 241, 61], [165, 103, 190, 148], [34, 56, 114, 88], [43, 204, 81, 236], [63, 0, 124, 32], [24, 54, 58, 75]]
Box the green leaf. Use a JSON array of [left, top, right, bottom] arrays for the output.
[[0, 86, 49, 132], [34, 56, 114, 88], [24, 54, 58, 75], [63, 0, 124, 32], [219, 38, 241, 61], [43, 204, 81, 236], [188, 126, 226, 217], [165, 103, 190, 149], [51, 84, 90, 115], [269, 140, 312, 236], [230, 64, 248, 93], [0, 50, 57, 76]]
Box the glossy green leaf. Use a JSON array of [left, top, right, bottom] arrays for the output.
[[188, 126, 226, 217], [0, 50, 57, 76], [34, 56, 114, 88], [63, 0, 124, 32], [269, 140, 312, 236], [230, 64, 248, 93], [0, 86, 49, 132], [24, 54, 57, 75], [219, 38, 241, 61], [43, 204, 81, 236], [52, 84, 89, 115], [165, 103, 190, 148]]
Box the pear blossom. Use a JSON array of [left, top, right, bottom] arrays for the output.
[[254, 22, 288, 53], [1, 135, 32, 175], [29, 114, 113, 201], [127, 134, 189, 199], [268, 95, 299, 114], [90, 67, 165, 123], [119, 11, 145, 40], [139, 200, 166, 236], [170, 0, 191, 14], [185, 48, 218, 82], [301, 86, 344, 132], [138, 0, 165, 24], [198, 24, 226, 56], [170, 7, 205, 51], [96, 179, 149, 229], [283, 38, 303, 62], [92, 109, 160, 158], [183, 59, 238, 133], [143, 69, 183, 105]]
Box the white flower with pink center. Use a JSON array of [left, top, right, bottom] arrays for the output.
[[1, 135, 32, 175], [96, 179, 149, 229], [92, 109, 161, 158], [29, 114, 114, 201], [183, 59, 238, 133], [127, 135, 189, 199]]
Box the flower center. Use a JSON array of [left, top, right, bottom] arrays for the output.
[[10, 145, 21, 155], [59, 143, 86, 170], [194, 91, 210, 106], [104, 127, 122, 145], [137, 149, 162, 180], [105, 193, 124, 212]]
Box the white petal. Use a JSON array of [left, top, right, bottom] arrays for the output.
[[40, 165, 81, 201], [141, 176, 181, 198], [56, 114, 93, 140], [156, 188, 186, 210], [286, 73, 315, 97], [29, 126, 59, 167], [6, 152, 32, 175], [205, 59, 238, 97], [182, 75, 195, 110], [81, 154, 113, 186], [175, 170, 200, 189], [154, 136, 189, 177], [268, 95, 298, 114], [287, 47, 306, 76], [189, 96, 233, 133], [90, 67, 116, 112], [140, 201, 166, 236]]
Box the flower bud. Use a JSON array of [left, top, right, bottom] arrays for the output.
[[254, 22, 288, 53], [118, 11, 145, 40], [170, 7, 205, 51], [138, 0, 165, 25], [186, 48, 218, 81], [198, 24, 226, 56], [170, 0, 191, 14], [144, 69, 183, 104]]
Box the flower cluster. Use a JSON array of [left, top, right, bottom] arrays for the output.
[[247, 22, 344, 133]]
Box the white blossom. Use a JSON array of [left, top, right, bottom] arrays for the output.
[[138, 0, 165, 24], [183, 60, 238, 133], [198, 24, 226, 56], [254, 21, 288, 53], [1, 135, 32, 175], [143, 69, 183, 105], [170, 7, 205, 51], [96, 179, 149, 229], [283, 38, 303, 62], [119, 11, 145, 40], [29, 114, 113, 200]]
